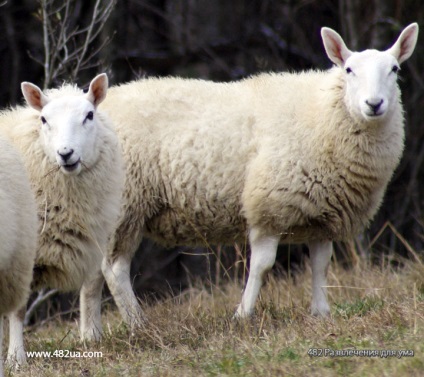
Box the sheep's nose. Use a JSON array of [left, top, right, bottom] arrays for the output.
[[365, 99, 384, 114], [57, 148, 74, 162]]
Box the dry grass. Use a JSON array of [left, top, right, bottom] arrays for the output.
[[5, 258, 424, 377]]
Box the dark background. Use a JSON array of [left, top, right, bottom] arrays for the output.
[[1, 1, 423, 318]]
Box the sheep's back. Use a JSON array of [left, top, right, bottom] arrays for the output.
[[102, 78, 257, 246]]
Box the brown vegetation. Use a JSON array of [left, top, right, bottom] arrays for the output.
[[6, 257, 424, 377]]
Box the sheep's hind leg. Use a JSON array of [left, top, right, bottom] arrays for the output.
[[80, 268, 104, 341], [7, 307, 27, 367], [235, 227, 280, 318], [102, 253, 145, 331], [309, 240, 333, 317]]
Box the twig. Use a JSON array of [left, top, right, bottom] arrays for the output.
[[43, 165, 60, 178], [40, 194, 48, 234], [368, 221, 423, 265], [24, 288, 59, 326], [72, 0, 101, 76], [324, 285, 386, 290], [36, 0, 117, 87], [41, 0, 51, 89], [413, 282, 417, 335]]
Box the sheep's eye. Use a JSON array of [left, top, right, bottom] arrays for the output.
[[85, 111, 94, 122], [392, 65, 400, 74], [345, 67, 352, 74], [41, 116, 47, 124]]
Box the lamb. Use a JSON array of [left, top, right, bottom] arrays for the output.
[[98, 22, 418, 327], [0, 74, 124, 365], [0, 134, 37, 377]]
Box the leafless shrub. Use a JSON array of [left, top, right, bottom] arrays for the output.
[[31, 0, 116, 89]]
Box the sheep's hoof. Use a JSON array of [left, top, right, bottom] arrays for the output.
[[311, 303, 331, 317], [6, 351, 27, 370], [129, 317, 148, 337], [232, 306, 253, 320], [126, 310, 147, 329], [81, 329, 102, 343]]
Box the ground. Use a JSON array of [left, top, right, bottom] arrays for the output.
[[5, 257, 424, 377]]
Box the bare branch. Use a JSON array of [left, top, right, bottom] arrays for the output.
[[65, 0, 116, 80], [71, 0, 101, 77], [41, 0, 51, 89], [35, 0, 116, 87], [24, 288, 59, 326]]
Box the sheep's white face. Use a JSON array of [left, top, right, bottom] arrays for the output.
[[343, 50, 400, 120], [21, 74, 108, 176], [321, 23, 419, 123], [39, 97, 98, 175]]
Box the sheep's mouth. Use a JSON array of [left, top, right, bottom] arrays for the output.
[[367, 111, 384, 117], [61, 159, 81, 173], [363, 110, 385, 120]]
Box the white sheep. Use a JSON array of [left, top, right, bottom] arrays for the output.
[[99, 23, 418, 326], [0, 74, 124, 365], [0, 135, 37, 377]]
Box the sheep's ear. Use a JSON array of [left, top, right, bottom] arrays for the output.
[[21, 82, 49, 111], [387, 23, 419, 64], [321, 27, 352, 67], [86, 73, 108, 107]]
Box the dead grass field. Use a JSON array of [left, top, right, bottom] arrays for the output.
[[4, 257, 424, 377]]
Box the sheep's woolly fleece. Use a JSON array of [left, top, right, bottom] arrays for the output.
[[0, 134, 37, 314], [101, 68, 404, 255], [0, 85, 124, 291]]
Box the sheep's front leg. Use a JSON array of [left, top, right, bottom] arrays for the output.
[[309, 240, 333, 317], [7, 307, 26, 367], [80, 268, 104, 341], [102, 253, 145, 330], [235, 228, 280, 317]]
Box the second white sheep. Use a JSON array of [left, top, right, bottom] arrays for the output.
[[99, 23, 418, 326]]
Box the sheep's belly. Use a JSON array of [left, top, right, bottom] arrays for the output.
[[144, 210, 345, 247], [143, 199, 352, 247], [143, 203, 248, 247]]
